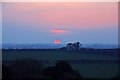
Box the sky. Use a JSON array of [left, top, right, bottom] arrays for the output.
[[0, 3, 2, 45], [1, 0, 119, 2], [2, 2, 118, 44]]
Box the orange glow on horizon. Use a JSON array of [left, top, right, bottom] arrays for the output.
[[54, 40, 61, 44]]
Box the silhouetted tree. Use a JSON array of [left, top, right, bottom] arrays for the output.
[[55, 61, 82, 80], [42, 61, 83, 80], [66, 42, 82, 51], [55, 61, 73, 72], [66, 43, 73, 51], [76, 42, 80, 50]]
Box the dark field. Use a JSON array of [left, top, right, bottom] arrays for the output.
[[2, 48, 120, 80]]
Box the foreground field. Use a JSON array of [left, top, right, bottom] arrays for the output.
[[2, 49, 119, 78]]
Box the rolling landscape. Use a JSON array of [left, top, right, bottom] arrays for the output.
[[2, 43, 120, 79], [2, 2, 119, 80]]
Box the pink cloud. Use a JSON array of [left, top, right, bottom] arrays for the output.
[[50, 29, 68, 34]]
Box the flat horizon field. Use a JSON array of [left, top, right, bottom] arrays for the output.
[[2, 49, 119, 78]]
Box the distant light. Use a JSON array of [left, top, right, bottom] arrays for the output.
[[54, 40, 61, 44]]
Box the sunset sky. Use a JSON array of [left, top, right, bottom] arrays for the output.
[[2, 2, 118, 44]]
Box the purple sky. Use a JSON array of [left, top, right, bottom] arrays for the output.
[[2, 2, 118, 44]]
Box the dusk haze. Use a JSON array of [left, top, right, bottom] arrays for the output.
[[3, 2, 118, 44]]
